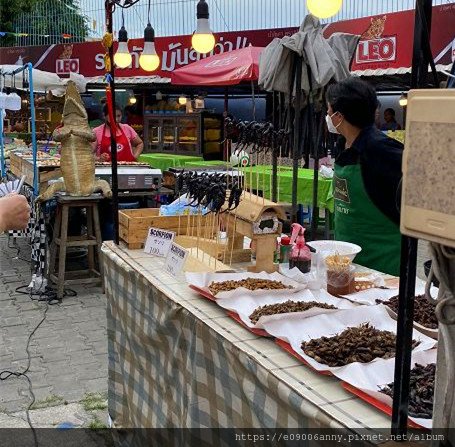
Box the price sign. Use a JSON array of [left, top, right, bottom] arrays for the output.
[[144, 227, 175, 257], [164, 242, 188, 277]]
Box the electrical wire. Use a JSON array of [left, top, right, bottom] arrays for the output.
[[0, 278, 47, 447], [1, 235, 77, 445]]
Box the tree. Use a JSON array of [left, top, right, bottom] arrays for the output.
[[0, 0, 38, 46], [0, 0, 89, 47]]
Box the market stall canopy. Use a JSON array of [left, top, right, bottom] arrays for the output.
[[0, 65, 86, 96], [171, 46, 263, 86], [258, 15, 359, 94]]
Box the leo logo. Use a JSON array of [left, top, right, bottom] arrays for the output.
[[56, 58, 80, 74], [356, 36, 396, 64], [55, 44, 79, 74], [356, 15, 396, 64]]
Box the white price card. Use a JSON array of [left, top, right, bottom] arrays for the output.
[[164, 242, 188, 277], [144, 227, 175, 257]]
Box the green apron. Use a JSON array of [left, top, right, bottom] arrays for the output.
[[334, 162, 401, 276]]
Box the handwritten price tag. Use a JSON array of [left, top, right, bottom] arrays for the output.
[[144, 227, 175, 257], [164, 242, 188, 277]]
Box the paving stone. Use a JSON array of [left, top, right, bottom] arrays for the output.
[[19, 385, 54, 402], [0, 398, 32, 413], [0, 383, 23, 402], [38, 349, 71, 363], [75, 363, 107, 381], [0, 236, 108, 415], [83, 377, 108, 394]]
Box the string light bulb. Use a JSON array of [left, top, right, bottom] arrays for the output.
[[129, 96, 137, 105], [114, 25, 132, 68], [399, 93, 408, 107], [307, 0, 343, 19], [140, 23, 160, 72], [178, 95, 187, 106], [192, 0, 215, 54]]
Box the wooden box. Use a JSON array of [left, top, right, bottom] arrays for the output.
[[119, 208, 213, 249], [9, 153, 61, 194]]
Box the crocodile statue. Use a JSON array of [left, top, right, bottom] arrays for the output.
[[38, 81, 112, 201]]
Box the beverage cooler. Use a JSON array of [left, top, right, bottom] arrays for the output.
[[143, 112, 223, 160]]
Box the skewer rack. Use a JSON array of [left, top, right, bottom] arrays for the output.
[[176, 193, 285, 273]]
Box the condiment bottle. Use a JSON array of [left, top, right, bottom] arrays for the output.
[[289, 224, 312, 273], [279, 236, 292, 264]]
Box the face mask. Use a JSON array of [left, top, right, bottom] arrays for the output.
[[326, 112, 341, 134]]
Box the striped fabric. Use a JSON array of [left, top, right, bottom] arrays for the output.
[[103, 242, 390, 436]]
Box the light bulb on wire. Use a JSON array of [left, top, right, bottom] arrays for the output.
[[140, 23, 160, 72], [114, 25, 132, 68], [307, 0, 343, 19], [178, 95, 187, 106], [192, 0, 216, 54], [399, 93, 408, 107]]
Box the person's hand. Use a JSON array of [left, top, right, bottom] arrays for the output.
[[100, 153, 111, 162], [0, 194, 30, 232]]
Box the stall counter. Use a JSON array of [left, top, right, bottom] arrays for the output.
[[103, 242, 391, 438], [139, 153, 204, 172]]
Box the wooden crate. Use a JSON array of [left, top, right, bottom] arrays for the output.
[[9, 154, 61, 193], [9, 152, 23, 178], [119, 208, 214, 249]]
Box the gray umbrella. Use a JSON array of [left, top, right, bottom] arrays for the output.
[[259, 15, 359, 96]]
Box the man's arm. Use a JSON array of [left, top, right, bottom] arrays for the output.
[[0, 194, 30, 232]]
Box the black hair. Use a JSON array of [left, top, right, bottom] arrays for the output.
[[103, 104, 122, 116], [326, 77, 378, 129], [384, 108, 396, 116]]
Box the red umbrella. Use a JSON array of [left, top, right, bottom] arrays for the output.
[[171, 46, 263, 86]]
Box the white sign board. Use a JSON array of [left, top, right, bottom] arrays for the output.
[[144, 227, 175, 257], [164, 242, 188, 277]]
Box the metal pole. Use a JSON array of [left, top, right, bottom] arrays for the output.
[[106, 0, 120, 245], [391, 0, 433, 435], [291, 55, 302, 223], [271, 91, 278, 202], [392, 237, 418, 434], [28, 63, 38, 196]]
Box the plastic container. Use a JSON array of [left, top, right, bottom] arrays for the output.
[[326, 265, 355, 296], [289, 258, 311, 273], [289, 223, 312, 273], [279, 236, 292, 264]]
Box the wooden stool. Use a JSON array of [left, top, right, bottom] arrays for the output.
[[48, 195, 104, 299]]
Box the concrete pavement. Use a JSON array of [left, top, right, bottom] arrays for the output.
[[0, 235, 108, 428]]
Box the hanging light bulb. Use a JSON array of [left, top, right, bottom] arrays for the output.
[[192, 0, 215, 54], [156, 91, 163, 101], [140, 23, 160, 72], [399, 93, 408, 107], [178, 95, 187, 106], [5, 93, 22, 111], [307, 0, 343, 19], [114, 25, 132, 69], [129, 96, 137, 105]]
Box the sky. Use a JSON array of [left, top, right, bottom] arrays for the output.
[[74, 0, 453, 39]]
